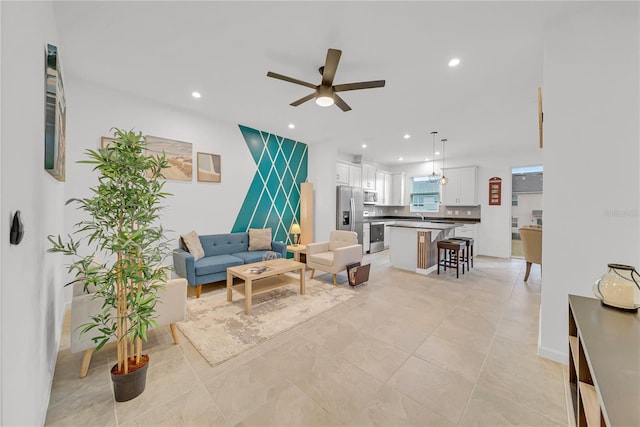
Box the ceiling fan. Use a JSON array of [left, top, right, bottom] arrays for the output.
[[266, 48, 385, 112]]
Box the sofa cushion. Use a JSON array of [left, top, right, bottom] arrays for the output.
[[181, 230, 205, 260], [200, 233, 249, 257], [249, 228, 272, 251], [194, 254, 243, 276], [308, 251, 334, 267], [232, 250, 281, 264]]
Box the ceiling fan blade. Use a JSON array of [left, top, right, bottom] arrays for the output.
[[290, 92, 316, 106], [333, 94, 352, 112], [266, 71, 316, 89], [321, 48, 342, 86], [333, 80, 386, 92]]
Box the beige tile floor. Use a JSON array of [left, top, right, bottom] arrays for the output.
[[45, 252, 570, 426]]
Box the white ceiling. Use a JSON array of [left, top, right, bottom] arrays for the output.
[[52, 1, 587, 167]]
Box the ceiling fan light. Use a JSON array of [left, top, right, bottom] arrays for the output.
[[315, 96, 334, 107]]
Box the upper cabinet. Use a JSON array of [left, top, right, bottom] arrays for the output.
[[390, 173, 405, 206], [441, 167, 478, 206], [348, 164, 362, 188], [336, 161, 350, 186], [361, 163, 376, 190]]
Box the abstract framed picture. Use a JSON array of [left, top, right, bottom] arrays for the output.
[[197, 152, 221, 182], [145, 135, 192, 181], [44, 43, 66, 181]]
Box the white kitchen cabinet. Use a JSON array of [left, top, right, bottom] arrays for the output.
[[361, 163, 377, 190], [363, 222, 370, 253], [383, 221, 393, 249], [375, 171, 393, 206], [442, 167, 478, 206], [390, 173, 405, 205], [384, 173, 392, 205], [336, 161, 350, 186], [375, 171, 385, 202], [348, 164, 362, 187], [455, 222, 479, 254]]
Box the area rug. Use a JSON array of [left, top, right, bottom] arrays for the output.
[[177, 276, 356, 367]]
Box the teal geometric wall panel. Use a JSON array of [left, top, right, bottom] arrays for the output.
[[232, 124, 308, 245]]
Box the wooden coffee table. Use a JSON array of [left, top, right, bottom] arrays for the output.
[[226, 258, 306, 315]]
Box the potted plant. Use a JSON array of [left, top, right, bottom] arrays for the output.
[[49, 128, 171, 401]]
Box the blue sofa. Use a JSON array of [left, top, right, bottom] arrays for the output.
[[173, 232, 286, 297]]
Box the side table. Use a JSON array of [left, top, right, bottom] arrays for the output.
[[286, 244, 307, 262]]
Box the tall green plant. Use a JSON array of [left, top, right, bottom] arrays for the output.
[[49, 128, 172, 374]]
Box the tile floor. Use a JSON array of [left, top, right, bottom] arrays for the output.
[[45, 252, 571, 426]]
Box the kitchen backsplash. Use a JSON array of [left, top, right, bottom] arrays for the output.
[[364, 204, 481, 220]]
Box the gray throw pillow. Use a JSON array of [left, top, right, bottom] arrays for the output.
[[180, 231, 204, 260], [249, 228, 272, 251]]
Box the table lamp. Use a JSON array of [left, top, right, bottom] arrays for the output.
[[290, 223, 301, 246]]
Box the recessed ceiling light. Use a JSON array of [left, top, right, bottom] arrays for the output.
[[404, 134, 411, 139], [435, 151, 440, 155], [398, 157, 403, 161], [362, 144, 367, 148], [288, 123, 295, 129], [191, 91, 201, 98], [425, 157, 430, 161], [448, 58, 461, 67]]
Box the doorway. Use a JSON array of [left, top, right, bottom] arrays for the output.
[[511, 166, 543, 257]]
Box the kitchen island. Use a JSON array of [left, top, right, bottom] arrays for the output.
[[388, 221, 461, 274]]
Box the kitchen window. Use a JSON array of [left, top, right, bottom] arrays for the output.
[[410, 176, 440, 212]]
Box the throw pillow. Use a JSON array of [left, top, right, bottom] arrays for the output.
[[180, 231, 204, 261], [248, 228, 272, 251]]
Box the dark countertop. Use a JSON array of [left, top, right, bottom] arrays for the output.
[[364, 216, 480, 224], [387, 221, 462, 230]]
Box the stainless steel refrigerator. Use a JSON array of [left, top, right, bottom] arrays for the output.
[[336, 186, 364, 246]]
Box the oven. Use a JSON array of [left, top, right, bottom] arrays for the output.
[[370, 222, 384, 253]]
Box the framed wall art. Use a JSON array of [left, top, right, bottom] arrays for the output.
[[145, 135, 192, 181], [197, 152, 221, 182], [44, 43, 66, 181]]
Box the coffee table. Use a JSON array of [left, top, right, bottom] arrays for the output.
[[226, 258, 306, 315]]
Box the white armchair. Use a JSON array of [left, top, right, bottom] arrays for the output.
[[306, 230, 363, 286], [70, 273, 187, 377]]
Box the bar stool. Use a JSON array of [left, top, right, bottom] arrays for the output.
[[450, 237, 474, 272], [437, 239, 466, 278]]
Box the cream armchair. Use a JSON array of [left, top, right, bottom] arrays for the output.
[[306, 230, 363, 286], [519, 226, 542, 281], [70, 273, 187, 377]]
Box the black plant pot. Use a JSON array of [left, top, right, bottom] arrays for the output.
[[111, 356, 149, 402]]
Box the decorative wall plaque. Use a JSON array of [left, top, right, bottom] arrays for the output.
[[489, 177, 502, 206]]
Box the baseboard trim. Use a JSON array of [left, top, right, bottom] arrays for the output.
[[538, 345, 567, 364]]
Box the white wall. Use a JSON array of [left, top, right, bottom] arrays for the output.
[[1, 2, 66, 425], [66, 78, 257, 247], [540, 2, 639, 363]]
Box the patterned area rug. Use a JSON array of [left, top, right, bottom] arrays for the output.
[[177, 276, 356, 367]]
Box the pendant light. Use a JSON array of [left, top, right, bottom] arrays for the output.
[[429, 131, 438, 182], [440, 138, 448, 185]]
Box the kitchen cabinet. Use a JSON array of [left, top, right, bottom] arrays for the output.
[[348, 164, 362, 187], [383, 221, 394, 249], [455, 222, 479, 255], [375, 171, 394, 206], [361, 163, 376, 190], [391, 173, 405, 205], [442, 166, 478, 206], [362, 222, 370, 253], [336, 162, 349, 186]]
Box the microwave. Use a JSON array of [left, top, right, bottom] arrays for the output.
[[363, 190, 378, 205]]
